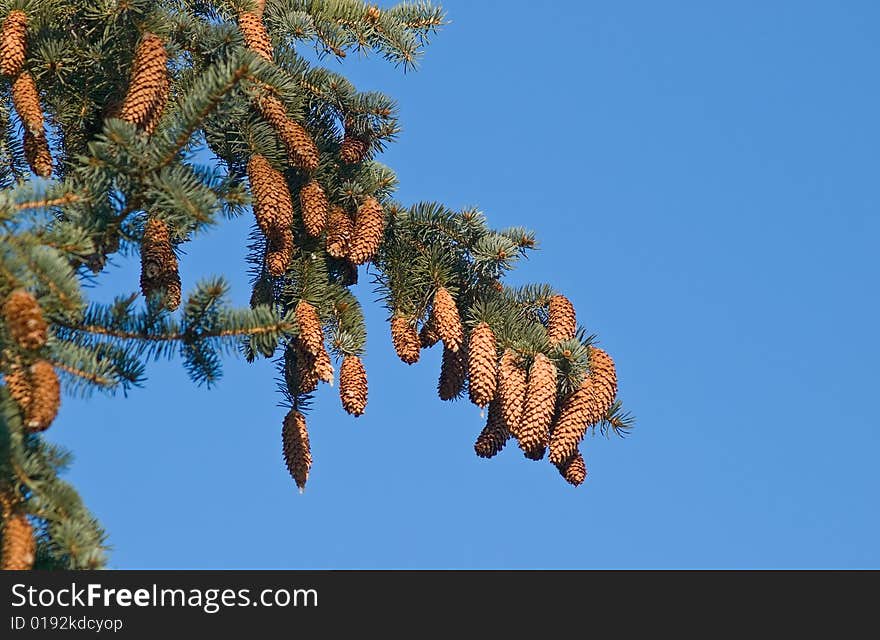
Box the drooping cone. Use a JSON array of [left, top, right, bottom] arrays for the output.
[[419, 314, 440, 349], [339, 355, 367, 416], [24, 360, 59, 433], [498, 350, 527, 442], [286, 341, 318, 394], [141, 71, 169, 136], [587, 347, 618, 417], [518, 353, 557, 460], [238, 11, 273, 61], [313, 344, 334, 385], [432, 287, 463, 352], [4, 366, 31, 411], [0, 10, 27, 77], [294, 300, 324, 356], [557, 452, 587, 487], [23, 129, 51, 177], [438, 345, 466, 401], [3, 289, 47, 350], [325, 205, 352, 258], [248, 154, 294, 236], [467, 322, 497, 407], [11, 71, 43, 135], [256, 94, 319, 172], [547, 294, 576, 344], [140, 217, 181, 311], [348, 196, 384, 265], [339, 133, 368, 164], [282, 409, 311, 491], [300, 179, 328, 237], [119, 33, 168, 131], [474, 400, 509, 459], [1, 511, 35, 570], [390, 315, 420, 365], [265, 225, 293, 276]]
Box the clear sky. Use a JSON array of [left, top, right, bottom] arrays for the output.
[[53, 0, 879, 568]]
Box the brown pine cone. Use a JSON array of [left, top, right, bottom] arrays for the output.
[[238, 11, 273, 61], [419, 314, 441, 349], [474, 400, 509, 459], [24, 360, 59, 433], [498, 350, 527, 442], [294, 300, 324, 357], [467, 322, 497, 407], [4, 366, 32, 411], [141, 72, 169, 136], [348, 196, 384, 265], [282, 409, 311, 491], [547, 294, 576, 344], [300, 179, 328, 237], [390, 315, 420, 365], [326, 205, 352, 258], [518, 353, 557, 460], [557, 452, 587, 487], [11, 71, 43, 135], [1, 510, 35, 570], [23, 129, 52, 177], [0, 10, 27, 77], [247, 154, 294, 236], [339, 355, 368, 416], [286, 340, 318, 394], [438, 345, 466, 401], [339, 134, 368, 164], [313, 343, 333, 385], [3, 289, 47, 350], [140, 217, 181, 311], [265, 225, 293, 277], [256, 94, 319, 172], [119, 33, 168, 131], [432, 287, 463, 352]]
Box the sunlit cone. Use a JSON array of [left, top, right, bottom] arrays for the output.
[[3, 289, 47, 350], [11, 71, 43, 136], [390, 315, 420, 365], [438, 345, 466, 401], [286, 340, 318, 394], [339, 133, 368, 164], [1, 511, 35, 570], [348, 196, 384, 265], [300, 179, 328, 237], [432, 287, 463, 352], [0, 10, 27, 77], [419, 314, 441, 348], [140, 217, 181, 311], [498, 350, 527, 442], [294, 300, 324, 356], [313, 344, 333, 385], [365, 4, 381, 23], [587, 347, 618, 418], [247, 154, 294, 236], [557, 452, 587, 487], [25, 360, 59, 433], [141, 72, 169, 136], [265, 226, 293, 277], [4, 366, 31, 411], [119, 33, 168, 131], [547, 294, 576, 344], [23, 129, 52, 177], [238, 11, 273, 61], [257, 94, 319, 172], [282, 409, 311, 491], [519, 353, 557, 460], [339, 355, 367, 416], [467, 322, 497, 407], [326, 205, 352, 258], [474, 400, 508, 459]]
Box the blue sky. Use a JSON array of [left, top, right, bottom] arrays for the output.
[[53, 0, 878, 568]]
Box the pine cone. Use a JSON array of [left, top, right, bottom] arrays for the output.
[[1, 511, 35, 570], [313, 343, 334, 385], [498, 349, 527, 442], [248, 154, 294, 236], [547, 294, 576, 344], [140, 217, 181, 311], [3, 289, 47, 350], [348, 196, 384, 265], [467, 322, 497, 407], [300, 179, 328, 237], [12, 71, 43, 135], [282, 409, 311, 491], [4, 366, 31, 411], [339, 134, 368, 164], [438, 345, 466, 401], [326, 205, 352, 258], [557, 452, 587, 487], [0, 10, 27, 77], [474, 400, 508, 459], [23, 129, 52, 177], [141, 71, 169, 136], [265, 225, 293, 276], [119, 33, 168, 131], [587, 347, 618, 417], [518, 353, 557, 460], [390, 315, 420, 365], [24, 360, 59, 433], [419, 314, 441, 348], [339, 355, 367, 416], [256, 94, 319, 172], [432, 287, 463, 352], [238, 11, 273, 61], [285, 341, 318, 394], [294, 300, 324, 356]]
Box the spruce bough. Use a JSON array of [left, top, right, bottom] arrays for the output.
[[0, 0, 633, 570]]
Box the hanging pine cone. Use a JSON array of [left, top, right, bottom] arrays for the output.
[[23, 129, 52, 177], [3, 289, 47, 350], [348, 196, 384, 265], [557, 452, 587, 487], [24, 360, 59, 433], [339, 133, 369, 164], [467, 322, 497, 407], [587, 347, 618, 417], [119, 33, 168, 131], [474, 400, 508, 459], [282, 409, 311, 491], [498, 349, 527, 442], [11, 71, 43, 136], [518, 353, 557, 460], [256, 94, 319, 172], [438, 345, 466, 401], [300, 179, 328, 237], [238, 11, 273, 61], [547, 294, 576, 344], [326, 205, 352, 258], [248, 154, 294, 236], [0, 10, 27, 77], [265, 225, 293, 277], [141, 71, 169, 136], [419, 314, 441, 348], [1, 511, 35, 570], [140, 217, 181, 311], [4, 367, 31, 413], [286, 341, 318, 394], [294, 300, 324, 356], [339, 355, 367, 416], [432, 287, 463, 352], [390, 315, 420, 365], [313, 344, 334, 385]]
